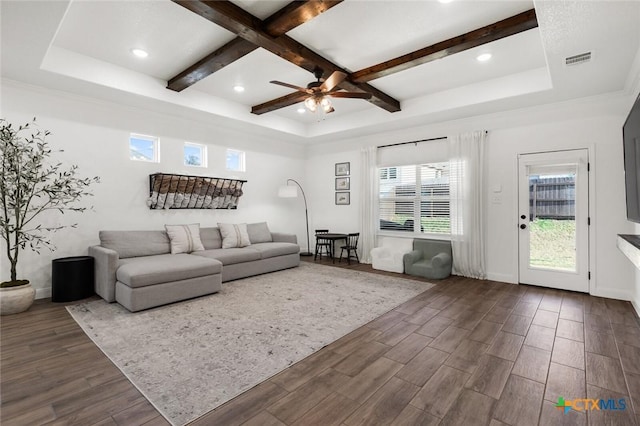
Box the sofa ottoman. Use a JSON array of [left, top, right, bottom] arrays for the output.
[[116, 253, 222, 312]]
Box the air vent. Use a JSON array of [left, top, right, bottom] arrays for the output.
[[565, 52, 592, 66]]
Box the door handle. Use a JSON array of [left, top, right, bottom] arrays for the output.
[[520, 224, 527, 229]]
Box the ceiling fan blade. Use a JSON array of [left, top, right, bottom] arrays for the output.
[[269, 80, 312, 93], [319, 71, 347, 92], [329, 91, 373, 99]]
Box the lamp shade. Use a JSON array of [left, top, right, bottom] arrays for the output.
[[278, 185, 298, 198]]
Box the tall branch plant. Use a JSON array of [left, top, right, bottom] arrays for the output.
[[0, 118, 99, 286]]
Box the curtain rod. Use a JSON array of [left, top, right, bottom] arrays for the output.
[[377, 136, 447, 149], [377, 131, 488, 149]]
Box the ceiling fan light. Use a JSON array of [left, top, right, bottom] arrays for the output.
[[320, 97, 332, 112], [304, 97, 318, 112]]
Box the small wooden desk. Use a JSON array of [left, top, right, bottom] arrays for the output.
[[319, 233, 348, 263]]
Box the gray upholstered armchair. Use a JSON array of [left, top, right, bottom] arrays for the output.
[[403, 239, 453, 279]]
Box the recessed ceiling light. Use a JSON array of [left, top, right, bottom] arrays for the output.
[[476, 53, 492, 62], [297, 108, 306, 114], [233, 85, 245, 93], [130, 48, 148, 58]]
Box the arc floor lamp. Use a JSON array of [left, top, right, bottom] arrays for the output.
[[278, 179, 312, 256]]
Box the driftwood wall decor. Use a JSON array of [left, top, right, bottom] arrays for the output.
[[147, 173, 246, 210]]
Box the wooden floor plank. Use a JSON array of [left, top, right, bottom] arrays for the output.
[[556, 318, 585, 342], [409, 365, 470, 418], [443, 339, 490, 374], [486, 331, 525, 361], [333, 341, 391, 376], [290, 393, 359, 426], [585, 352, 628, 395], [343, 376, 420, 426], [189, 381, 288, 426], [544, 362, 586, 403], [2, 258, 639, 425], [337, 356, 404, 403], [511, 345, 551, 384], [551, 336, 586, 370], [394, 346, 450, 387], [440, 389, 497, 426], [390, 404, 440, 426], [465, 354, 514, 400], [266, 369, 347, 424], [383, 333, 432, 364], [493, 375, 545, 426]]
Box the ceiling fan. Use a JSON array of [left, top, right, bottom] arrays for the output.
[[269, 67, 372, 113]]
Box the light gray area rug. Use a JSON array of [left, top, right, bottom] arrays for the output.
[[67, 262, 432, 425]]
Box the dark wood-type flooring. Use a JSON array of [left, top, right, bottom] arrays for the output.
[[2, 256, 640, 425]]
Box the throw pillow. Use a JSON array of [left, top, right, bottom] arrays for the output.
[[218, 223, 251, 248], [165, 224, 205, 254], [247, 222, 273, 244]]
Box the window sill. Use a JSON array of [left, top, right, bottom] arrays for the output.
[[377, 230, 451, 241]]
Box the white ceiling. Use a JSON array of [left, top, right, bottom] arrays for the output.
[[1, 0, 639, 143]]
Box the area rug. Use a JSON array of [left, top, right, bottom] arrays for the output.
[[67, 262, 432, 425]]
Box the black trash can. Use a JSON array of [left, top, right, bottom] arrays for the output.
[[52, 256, 95, 302]]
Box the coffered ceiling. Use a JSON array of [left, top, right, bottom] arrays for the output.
[[1, 1, 639, 142]]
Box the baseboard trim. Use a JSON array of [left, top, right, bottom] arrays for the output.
[[486, 273, 518, 284], [632, 299, 640, 318], [589, 287, 631, 301], [35, 287, 51, 300]]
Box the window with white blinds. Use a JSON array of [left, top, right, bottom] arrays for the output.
[[379, 162, 450, 235]]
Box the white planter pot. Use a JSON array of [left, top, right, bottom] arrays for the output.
[[0, 283, 35, 315]]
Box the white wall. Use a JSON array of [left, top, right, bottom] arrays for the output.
[[306, 150, 361, 239], [305, 95, 638, 301], [2, 81, 638, 304], [0, 83, 308, 298], [485, 116, 632, 300]]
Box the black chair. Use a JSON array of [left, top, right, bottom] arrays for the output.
[[314, 229, 332, 260], [339, 233, 360, 265]]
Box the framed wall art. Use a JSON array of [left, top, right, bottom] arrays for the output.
[[335, 192, 350, 205], [335, 162, 350, 176], [335, 177, 350, 191]]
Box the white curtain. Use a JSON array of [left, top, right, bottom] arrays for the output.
[[359, 146, 378, 263], [449, 131, 487, 279]]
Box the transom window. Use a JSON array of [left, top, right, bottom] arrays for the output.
[[184, 142, 207, 167], [129, 134, 159, 162], [378, 162, 450, 235], [226, 149, 246, 172]]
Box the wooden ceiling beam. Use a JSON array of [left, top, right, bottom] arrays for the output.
[[350, 9, 538, 83], [252, 92, 311, 115], [167, 1, 343, 92], [167, 38, 256, 92], [172, 0, 401, 113], [263, 0, 343, 36]]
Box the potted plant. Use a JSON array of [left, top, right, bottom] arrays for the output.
[[0, 118, 99, 315]]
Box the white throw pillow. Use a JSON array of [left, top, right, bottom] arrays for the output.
[[165, 224, 205, 254], [218, 223, 251, 249]]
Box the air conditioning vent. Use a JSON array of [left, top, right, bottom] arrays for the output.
[[565, 52, 592, 66]]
